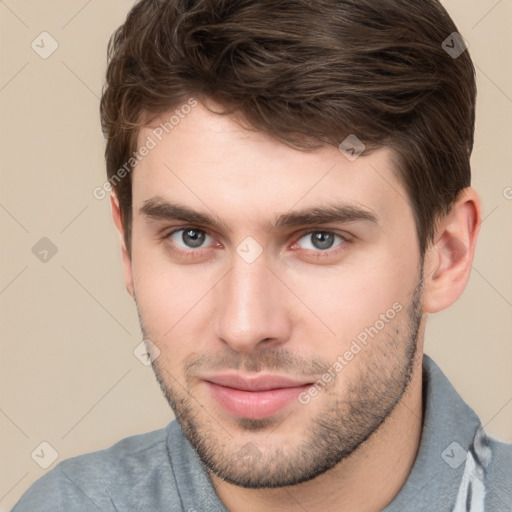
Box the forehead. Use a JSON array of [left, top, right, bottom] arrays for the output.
[[133, 103, 410, 230]]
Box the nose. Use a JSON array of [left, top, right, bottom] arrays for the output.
[[214, 253, 292, 354]]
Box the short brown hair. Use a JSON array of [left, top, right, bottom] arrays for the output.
[[100, 0, 476, 256]]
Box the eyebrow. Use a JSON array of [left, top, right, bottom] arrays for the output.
[[140, 196, 379, 232]]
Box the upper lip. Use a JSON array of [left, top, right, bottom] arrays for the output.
[[203, 373, 313, 391]]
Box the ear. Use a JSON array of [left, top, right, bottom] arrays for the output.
[[110, 192, 134, 298], [422, 187, 482, 314]]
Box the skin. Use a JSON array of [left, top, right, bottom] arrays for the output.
[[111, 100, 481, 512]]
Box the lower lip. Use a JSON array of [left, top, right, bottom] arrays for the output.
[[205, 381, 311, 420]]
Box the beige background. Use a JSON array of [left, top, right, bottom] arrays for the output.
[[1, 0, 511, 509]]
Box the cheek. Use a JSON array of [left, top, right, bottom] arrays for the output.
[[283, 251, 417, 355], [130, 241, 226, 372], [132, 266, 207, 376], [130, 237, 201, 338]]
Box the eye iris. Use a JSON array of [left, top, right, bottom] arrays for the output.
[[183, 229, 205, 248], [312, 232, 334, 250]]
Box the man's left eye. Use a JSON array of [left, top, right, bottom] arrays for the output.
[[296, 231, 345, 251]]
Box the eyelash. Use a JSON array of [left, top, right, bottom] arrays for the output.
[[163, 226, 351, 260]]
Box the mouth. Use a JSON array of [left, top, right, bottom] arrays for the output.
[[202, 373, 314, 420]]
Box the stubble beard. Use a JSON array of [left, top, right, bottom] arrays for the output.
[[136, 271, 424, 489]]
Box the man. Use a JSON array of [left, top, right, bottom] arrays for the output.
[[12, 0, 511, 510]]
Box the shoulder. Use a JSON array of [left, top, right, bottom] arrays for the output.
[[11, 424, 184, 512], [485, 434, 512, 509]]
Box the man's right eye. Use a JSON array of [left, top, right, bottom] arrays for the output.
[[167, 227, 214, 250]]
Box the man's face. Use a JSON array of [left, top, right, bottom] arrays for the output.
[[125, 101, 425, 488]]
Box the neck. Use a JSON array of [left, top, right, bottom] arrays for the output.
[[209, 352, 425, 512]]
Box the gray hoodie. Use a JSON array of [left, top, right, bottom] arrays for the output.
[[11, 355, 512, 511]]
